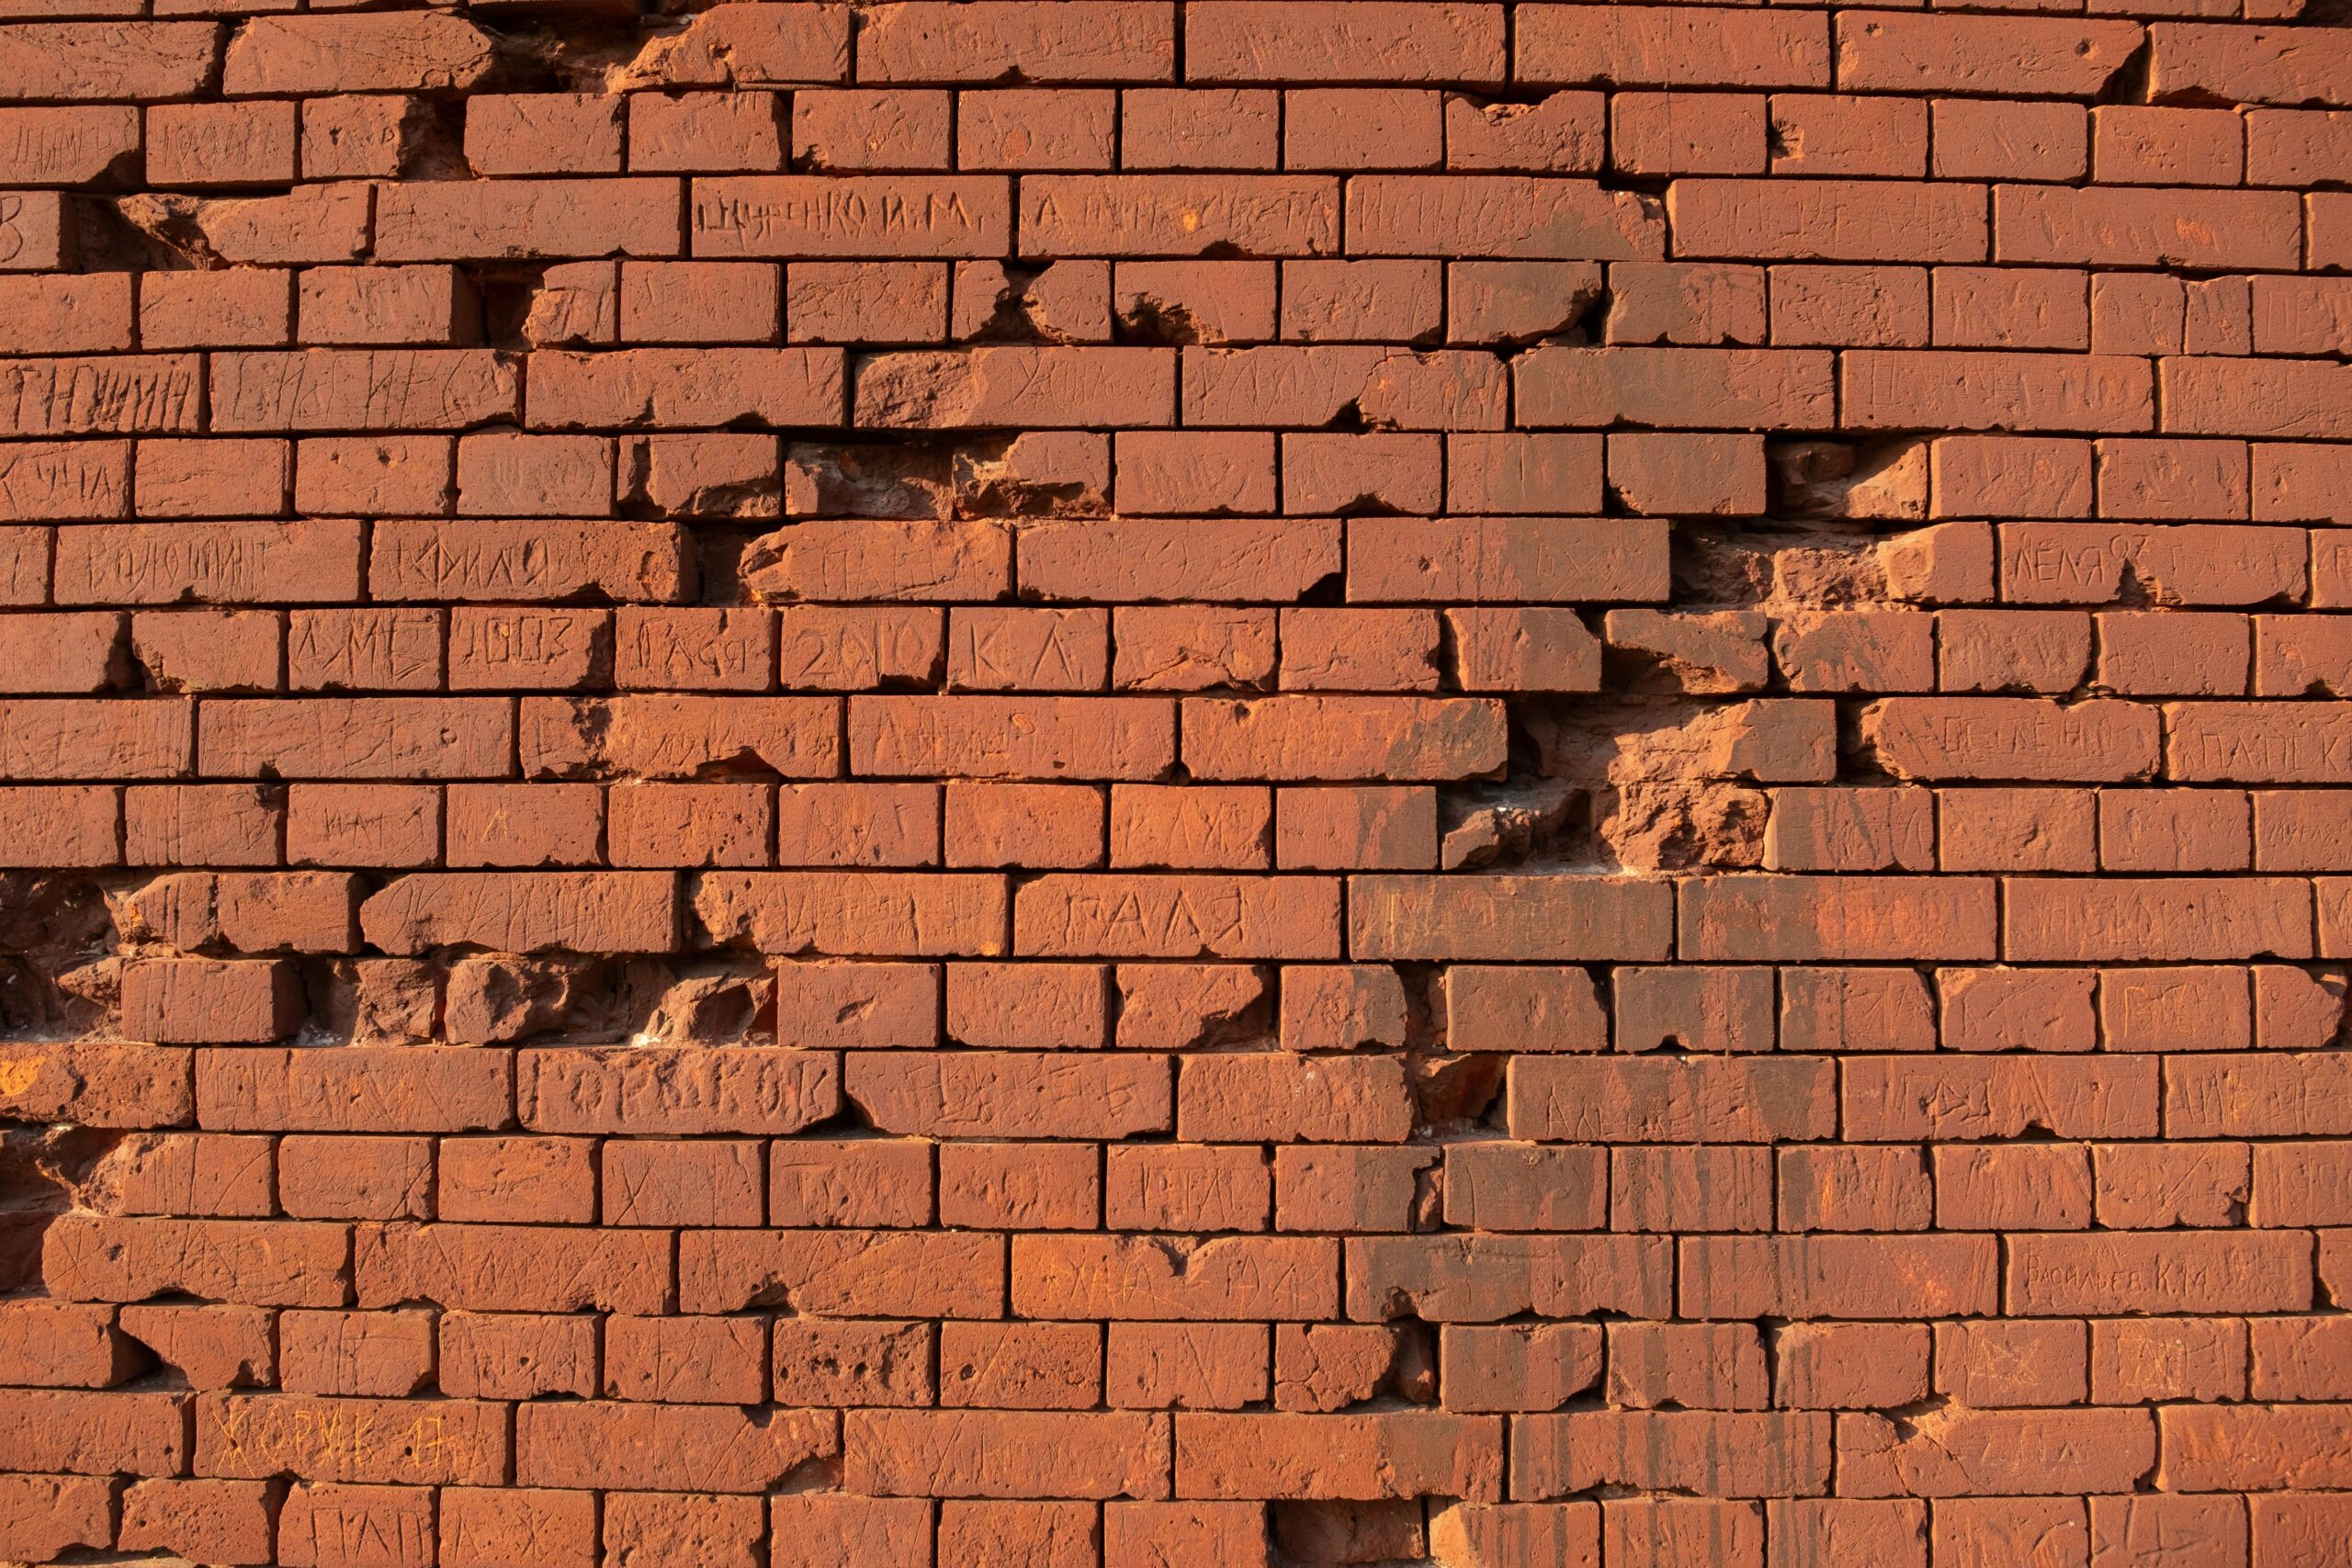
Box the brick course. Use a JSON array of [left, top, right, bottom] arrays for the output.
[[0, 1, 2348, 1562]]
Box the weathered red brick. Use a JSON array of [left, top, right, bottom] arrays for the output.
[[1, 0, 2345, 1533]]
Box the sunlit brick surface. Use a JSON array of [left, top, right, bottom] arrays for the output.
[[2, 3, 2350, 1563]]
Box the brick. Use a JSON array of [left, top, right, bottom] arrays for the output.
[[1779, 967, 1935, 1054], [772, 1496, 931, 1568], [132, 438, 283, 520], [1609, 262, 1758, 345], [1935, 612, 2084, 696], [410, 598, 578, 685], [218, 12, 488, 94], [119, 1478, 273, 1565], [1275, 1145, 1435, 1232], [1445, 92, 1603, 174], [1765, 786, 1931, 872], [122, 958, 300, 1043], [638, 91, 785, 173], [0, 275, 131, 357], [1106, 1145, 1268, 1233], [377, 178, 679, 262], [1348, 516, 1667, 602], [619, 260, 781, 344], [2010, 186, 2298, 274], [1105, 1323, 1268, 1411], [1836, 13, 2143, 97], [694, 175, 1008, 256], [0, 106, 138, 185], [772, 1317, 936, 1408], [515, 1402, 832, 1492], [528, 346, 841, 428], [1182, 344, 1503, 428], [1449, 259, 1602, 344], [694, 1231, 984, 1323], [846, 1408, 1169, 1499], [954, 259, 1119, 343], [1844, 350, 2151, 433], [299, 96, 421, 180], [1775, 1324, 1928, 1412], [2148, 19, 2352, 106], [1863, 697, 2157, 782], [1509, 1056, 1832, 1143], [1349, 175, 1660, 259], [1517, 6, 1829, 89], [1518, 345, 1832, 429], [2091, 1317, 2247, 1409], [1933, 434, 2091, 518], [1345, 1234, 1670, 1321], [749, 518, 1004, 604], [1186, 5, 1501, 84], [464, 94, 619, 176], [2160, 1404, 2352, 1492], [277, 1134, 433, 1220], [1845, 1407, 2154, 1500], [1021, 173, 1336, 255], [1934, 266, 2087, 352], [2255, 1495, 2352, 1568], [1937, 966, 2095, 1053], [1780, 1146, 1930, 1234], [211, 350, 514, 433], [1114, 963, 1270, 1051], [299, 1495, 458, 1568], [1439, 1323, 1601, 1415], [858, 2, 1170, 83], [1612, 92, 1766, 178], [787, 261, 948, 343], [359, 871, 674, 953], [1679, 875, 1994, 963], [1606, 1322, 1767, 1411], [846, 1049, 1163, 1138], [1771, 283, 1938, 399], [442, 782, 601, 865], [1679, 1235, 1997, 1320], [1177, 1412, 1500, 1501], [55, 530, 348, 622], [1512, 1411, 1829, 1500], [0, 192, 66, 276], [1181, 1053, 1413, 1143], [1771, 95, 1926, 179], [1625, 1148, 1772, 1236], [631, 3, 850, 85], [1999, 521, 2303, 606], [1670, 179, 1984, 264], [2097, 106, 2245, 186], [1288, 88, 1444, 171], [295, 437, 451, 517], [936, 1500, 1093, 1566], [1938, 1146, 2088, 1232], [2009, 1232, 2312, 1315], [1608, 432, 1766, 517], [1355, 874, 1671, 961], [961, 88, 1114, 172], [1848, 1055, 2156, 1141], [2165, 356, 2352, 441], [859, 344, 1172, 428], [0, 440, 129, 522], [2006, 875, 2311, 962]]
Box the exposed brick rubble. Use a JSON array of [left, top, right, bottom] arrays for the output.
[[1, 1, 2350, 1563]]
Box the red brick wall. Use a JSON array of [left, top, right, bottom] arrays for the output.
[[1, 2, 2348, 1562]]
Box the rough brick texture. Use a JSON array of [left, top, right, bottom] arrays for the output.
[[0, 1, 2348, 1564]]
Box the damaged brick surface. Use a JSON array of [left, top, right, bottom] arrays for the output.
[[1, 1, 2350, 1564]]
